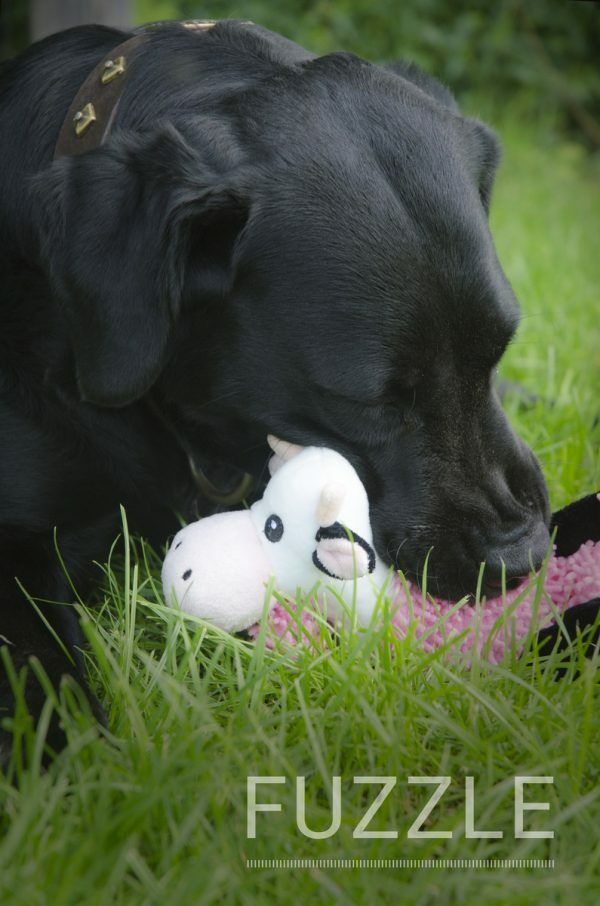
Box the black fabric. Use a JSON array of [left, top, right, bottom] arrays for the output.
[[551, 492, 600, 557], [530, 492, 600, 669], [535, 597, 600, 678]]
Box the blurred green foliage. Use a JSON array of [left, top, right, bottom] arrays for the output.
[[2, 1, 597, 144], [0, 0, 29, 60], [136, 0, 600, 145]]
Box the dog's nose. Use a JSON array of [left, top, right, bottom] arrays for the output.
[[482, 519, 550, 596]]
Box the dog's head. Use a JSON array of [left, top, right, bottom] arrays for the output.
[[35, 44, 550, 598]]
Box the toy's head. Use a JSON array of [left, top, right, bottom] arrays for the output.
[[162, 436, 387, 631], [250, 436, 380, 595]]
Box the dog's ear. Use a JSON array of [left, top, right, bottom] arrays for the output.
[[33, 125, 249, 406], [384, 61, 459, 112], [461, 118, 501, 214], [384, 63, 500, 214]]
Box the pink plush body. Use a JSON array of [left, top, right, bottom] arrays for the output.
[[249, 540, 600, 662]]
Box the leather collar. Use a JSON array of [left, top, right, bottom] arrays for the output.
[[54, 20, 222, 160], [54, 32, 147, 159], [54, 20, 255, 506]]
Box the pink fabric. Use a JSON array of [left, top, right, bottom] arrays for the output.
[[248, 540, 600, 662]]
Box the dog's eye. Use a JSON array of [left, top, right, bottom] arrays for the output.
[[380, 383, 419, 411], [382, 370, 424, 402], [264, 514, 284, 542], [400, 367, 424, 390]]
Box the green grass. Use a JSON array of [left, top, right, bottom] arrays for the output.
[[1, 122, 599, 905], [487, 118, 599, 509]]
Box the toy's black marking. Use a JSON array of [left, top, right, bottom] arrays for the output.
[[182, 568, 192, 580], [313, 521, 376, 577]]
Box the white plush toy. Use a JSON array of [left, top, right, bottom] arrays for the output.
[[161, 435, 390, 631]]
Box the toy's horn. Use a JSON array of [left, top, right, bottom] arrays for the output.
[[267, 435, 304, 461], [317, 482, 346, 527], [267, 434, 304, 475]]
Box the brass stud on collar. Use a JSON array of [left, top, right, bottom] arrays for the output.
[[182, 19, 253, 30], [73, 102, 97, 137], [182, 20, 216, 30], [101, 56, 126, 84]]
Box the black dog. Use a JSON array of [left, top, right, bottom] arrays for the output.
[[0, 20, 558, 758]]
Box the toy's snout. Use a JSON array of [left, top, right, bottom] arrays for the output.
[[313, 521, 376, 581], [161, 512, 272, 633]]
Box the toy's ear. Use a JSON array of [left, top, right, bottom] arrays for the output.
[[313, 523, 376, 580], [33, 125, 250, 406], [267, 435, 305, 475]]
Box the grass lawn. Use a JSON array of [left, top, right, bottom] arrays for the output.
[[0, 118, 598, 905]]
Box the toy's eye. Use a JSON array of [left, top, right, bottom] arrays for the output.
[[264, 514, 284, 542]]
